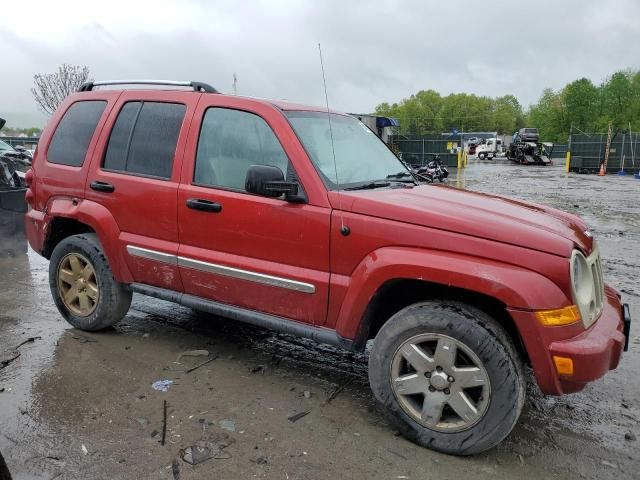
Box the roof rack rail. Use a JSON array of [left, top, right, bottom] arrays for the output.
[[78, 80, 219, 93]]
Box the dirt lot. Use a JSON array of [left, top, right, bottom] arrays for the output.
[[1, 160, 638, 480]]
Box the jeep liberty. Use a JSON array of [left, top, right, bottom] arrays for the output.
[[24, 80, 631, 455]]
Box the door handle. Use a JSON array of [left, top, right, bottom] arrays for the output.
[[186, 198, 222, 213], [90, 180, 115, 193]]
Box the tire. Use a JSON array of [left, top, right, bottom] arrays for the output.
[[368, 301, 525, 455], [0, 449, 12, 480], [49, 233, 131, 331], [478, 152, 486, 160]]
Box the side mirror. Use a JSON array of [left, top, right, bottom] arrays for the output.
[[245, 165, 300, 200]]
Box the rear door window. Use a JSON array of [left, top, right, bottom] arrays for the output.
[[47, 101, 107, 166], [103, 101, 186, 179]]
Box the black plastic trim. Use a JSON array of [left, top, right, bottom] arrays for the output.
[[130, 283, 354, 350], [78, 81, 94, 92], [623, 303, 631, 352]]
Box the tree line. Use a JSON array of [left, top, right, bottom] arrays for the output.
[[0, 127, 42, 138], [375, 69, 640, 144]]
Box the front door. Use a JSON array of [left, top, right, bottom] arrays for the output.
[[177, 99, 330, 325]]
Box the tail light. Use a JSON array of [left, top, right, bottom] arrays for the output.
[[24, 168, 33, 187], [24, 168, 35, 209]]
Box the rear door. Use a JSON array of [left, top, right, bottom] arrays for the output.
[[34, 94, 118, 213], [86, 91, 199, 291], [176, 97, 331, 326]]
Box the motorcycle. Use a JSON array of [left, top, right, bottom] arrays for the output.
[[411, 154, 450, 183]]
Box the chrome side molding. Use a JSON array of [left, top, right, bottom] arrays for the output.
[[126, 245, 177, 265], [126, 245, 315, 294]]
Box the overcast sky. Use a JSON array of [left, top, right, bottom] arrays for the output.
[[2, 0, 639, 127]]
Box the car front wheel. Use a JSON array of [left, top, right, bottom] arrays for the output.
[[368, 301, 525, 455]]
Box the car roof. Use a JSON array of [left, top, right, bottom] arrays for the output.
[[74, 85, 347, 116]]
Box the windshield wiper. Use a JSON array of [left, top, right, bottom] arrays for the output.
[[386, 171, 419, 183], [386, 171, 413, 179], [344, 180, 392, 191]]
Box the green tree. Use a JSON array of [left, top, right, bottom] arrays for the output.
[[491, 95, 524, 134], [527, 88, 566, 143], [561, 78, 599, 133], [600, 71, 635, 131]]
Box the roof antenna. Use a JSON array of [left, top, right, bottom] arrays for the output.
[[232, 73, 238, 95], [318, 43, 349, 236]]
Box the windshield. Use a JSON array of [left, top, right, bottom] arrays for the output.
[[0, 139, 14, 153], [286, 111, 410, 189]]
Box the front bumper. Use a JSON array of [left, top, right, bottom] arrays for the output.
[[509, 285, 629, 395]]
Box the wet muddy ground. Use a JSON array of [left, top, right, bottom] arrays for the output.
[[0, 160, 638, 479]]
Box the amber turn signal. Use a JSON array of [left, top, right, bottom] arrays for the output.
[[553, 356, 574, 376], [535, 305, 581, 326]]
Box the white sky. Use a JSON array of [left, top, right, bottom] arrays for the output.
[[2, 0, 640, 126]]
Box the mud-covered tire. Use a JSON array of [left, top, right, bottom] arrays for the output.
[[49, 233, 131, 331], [368, 301, 525, 455]]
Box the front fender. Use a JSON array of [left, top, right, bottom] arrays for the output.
[[334, 246, 570, 340], [46, 197, 133, 283]]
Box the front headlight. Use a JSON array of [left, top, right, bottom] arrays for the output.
[[570, 248, 604, 328]]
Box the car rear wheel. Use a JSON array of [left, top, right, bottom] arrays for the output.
[[368, 301, 525, 455], [49, 233, 131, 331]]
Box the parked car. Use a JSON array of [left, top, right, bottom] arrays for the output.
[[465, 137, 482, 155], [0, 121, 29, 256], [25, 80, 630, 456], [0, 138, 32, 185], [514, 127, 540, 143]]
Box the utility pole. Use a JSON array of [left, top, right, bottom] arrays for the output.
[[232, 73, 238, 95]]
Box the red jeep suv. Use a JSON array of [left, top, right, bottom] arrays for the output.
[[25, 80, 630, 455]]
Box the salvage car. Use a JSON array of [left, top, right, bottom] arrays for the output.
[[24, 80, 630, 455], [1, 120, 29, 255], [0, 124, 32, 187]]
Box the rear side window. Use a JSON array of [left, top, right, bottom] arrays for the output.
[[47, 101, 107, 166], [103, 101, 185, 179]]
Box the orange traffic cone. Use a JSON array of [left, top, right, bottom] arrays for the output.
[[598, 164, 606, 176]]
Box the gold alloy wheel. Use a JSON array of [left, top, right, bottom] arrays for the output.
[[57, 253, 99, 317]]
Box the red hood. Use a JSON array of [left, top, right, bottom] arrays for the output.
[[332, 184, 593, 257]]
